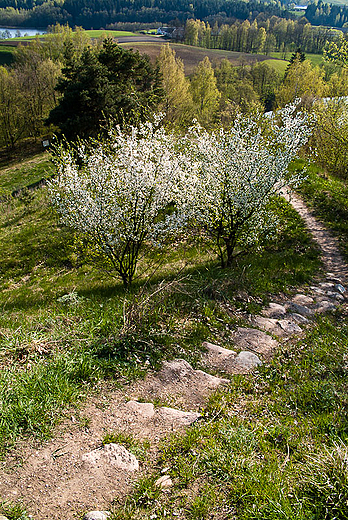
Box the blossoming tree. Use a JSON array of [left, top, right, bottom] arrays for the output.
[[184, 102, 313, 267], [48, 120, 194, 286], [49, 103, 312, 283]]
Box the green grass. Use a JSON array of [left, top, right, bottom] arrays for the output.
[[0, 45, 15, 65], [263, 58, 288, 75], [296, 160, 348, 260], [111, 314, 348, 520], [0, 152, 53, 194], [85, 30, 137, 38], [0, 161, 321, 454], [270, 52, 324, 67]]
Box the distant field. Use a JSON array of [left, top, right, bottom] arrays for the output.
[[263, 58, 288, 75], [85, 30, 136, 38], [270, 51, 324, 66], [0, 29, 136, 43], [120, 42, 276, 74]]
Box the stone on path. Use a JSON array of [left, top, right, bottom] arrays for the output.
[[314, 300, 338, 313], [252, 317, 302, 337], [326, 274, 343, 284], [326, 291, 345, 301], [82, 443, 139, 471], [83, 512, 111, 520], [335, 283, 346, 294], [156, 407, 200, 426], [230, 351, 262, 373], [311, 286, 326, 296], [286, 302, 314, 317], [158, 359, 228, 388], [202, 341, 236, 365], [261, 303, 287, 318], [319, 282, 335, 290], [231, 327, 278, 358], [292, 294, 314, 306], [289, 313, 309, 325], [125, 400, 155, 419]]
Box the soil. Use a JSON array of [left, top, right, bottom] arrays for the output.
[[119, 41, 276, 75], [0, 190, 347, 520]]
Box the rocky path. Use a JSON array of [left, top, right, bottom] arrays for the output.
[[0, 191, 347, 520]]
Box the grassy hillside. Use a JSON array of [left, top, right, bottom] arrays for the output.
[[2, 153, 348, 520], [263, 57, 288, 74], [0, 153, 53, 194], [297, 162, 348, 260], [270, 51, 324, 67], [0, 153, 321, 455]]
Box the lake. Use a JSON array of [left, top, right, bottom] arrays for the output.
[[0, 27, 46, 38]]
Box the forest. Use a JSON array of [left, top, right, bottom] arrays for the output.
[[0, 0, 290, 29], [1, 24, 348, 154], [1, 0, 348, 29], [182, 16, 340, 55]]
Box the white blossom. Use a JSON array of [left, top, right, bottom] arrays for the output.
[[181, 102, 313, 266], [48, 120, 195, 286], [48, 103, 313, 281]]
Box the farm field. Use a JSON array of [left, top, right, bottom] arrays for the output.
[[120, 41, 281, 74]]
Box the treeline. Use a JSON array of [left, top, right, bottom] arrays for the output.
[[0, 26, 89, 149], [306, 1, 348, 29], [2, 23, 348, 153], [0, 0, 291, 29], [184, 16, 340, 55]]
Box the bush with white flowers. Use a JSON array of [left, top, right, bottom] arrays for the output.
[[49, 103, 313, 284], [48, 120, 196, 286], [183, 103, 313, 267]]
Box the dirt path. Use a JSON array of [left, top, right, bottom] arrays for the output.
[[0, 191, 347, 520], [284, 190, 348, 284]]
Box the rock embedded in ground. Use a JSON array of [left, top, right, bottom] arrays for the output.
[[286, 302, 314, 317], [326, 274, 343, 284], [314, 300, 338, 313], [82, 443, 139, 471], [252, 317, 302, 337], [83, 512, 111, 520], [202, 342, 236, 370], [326, 291, 345, 301], [292, 294, 314, 306], [155, 475, 173, 489], [230, 351, 262, 373], [231, 327, 278, 359], [156, 407, 200, 426], [289, 313, 309, 324], [319, 282, 335, 290], [202, 341, 236, 361], [335, 283, 346, 294], [125, 400, 155, 419], [0, 515, 10, 520], [158, 359, 195, 383], [158, 359, 228, 388], [261, 303, 287, 318], [310, 286, 326, 296]]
